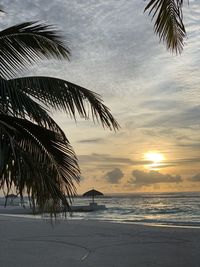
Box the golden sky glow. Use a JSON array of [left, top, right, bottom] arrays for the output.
[[144, 152, 165, 171], [144, 152, 165, 163], [5, 0, 200, 194]]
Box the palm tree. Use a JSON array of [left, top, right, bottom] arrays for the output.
[[0, 21, 119, 214], [144, 0, 186, 54]]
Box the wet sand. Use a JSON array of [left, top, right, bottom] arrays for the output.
[[0, 212, 200, 267]]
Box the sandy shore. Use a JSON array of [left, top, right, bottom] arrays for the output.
[[0, 211, 200, 267]]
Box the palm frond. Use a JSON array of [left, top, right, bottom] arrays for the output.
[[0, 21, 70, 79], [144, 0, 186, 54], [0, 78, 67, 138], [0, 19, 119, 216], [0, 115, 80, 214], [8, 76, 120, 130], [0, 128, 12, 178]]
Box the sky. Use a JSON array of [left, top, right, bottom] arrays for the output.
[[2, 0, 200, 194]]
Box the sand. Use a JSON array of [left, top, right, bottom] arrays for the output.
[[0, 210, 200, 267]]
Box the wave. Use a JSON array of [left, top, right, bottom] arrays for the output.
[[121, 218, 200, 228], [145, 208, 185, 214]]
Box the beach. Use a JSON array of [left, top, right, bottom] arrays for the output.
[[0, 212, 200, 267]]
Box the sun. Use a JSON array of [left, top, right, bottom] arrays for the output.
[[144, 152, 165, 164], [144, 152, 165, 170]]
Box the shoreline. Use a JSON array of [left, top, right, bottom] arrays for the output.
[[1, 207, 200, 229]]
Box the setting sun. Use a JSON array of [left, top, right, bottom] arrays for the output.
[[144, 152, 165, 163]]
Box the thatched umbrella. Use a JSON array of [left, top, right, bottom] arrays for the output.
[[83, 189, 103, 203]]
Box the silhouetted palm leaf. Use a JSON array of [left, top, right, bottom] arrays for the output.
[[144, 0, 186, 53], [0, 21, 70, 79], [8, 76, 120, 130], [0, 115, 80, 214], [0, 78, 67, 137], [0, 21, 119, 215]]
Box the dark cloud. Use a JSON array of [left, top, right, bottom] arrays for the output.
[[142, 157, 200, 170], [188, 174, 200, 182], [78, 153, 133, 165], [129, 170, 182, 187], [176, 143, 200, 149], [104, 168, 124, 184], [168, 158, 200, 165], [141, 99, 182, 111], [77, 138, 105, 144]]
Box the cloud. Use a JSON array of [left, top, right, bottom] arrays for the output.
[[78, 153, 200, 171], [77, 138, 105, 144], [78, 153, 133, 165], [141, 99, 182, 111], [104, 168, 124, 184], [165, 157, 200, 167], [143, 105, 200, 129], [0, 0, 163, 97], [129, 170, 182, 187], [188, 174, 200, 182], [2, 0, 200, 193], [78, 153, 152, 169], [176, 143, 200, 150]]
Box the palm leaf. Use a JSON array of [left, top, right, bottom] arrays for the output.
[[0, 78, 67, 138], [0, 21, 70, 79], [0, 128, 12, 179], [0, 115, 80, 214], [8, 76, 120, 130], [144, 0, 186, 53]]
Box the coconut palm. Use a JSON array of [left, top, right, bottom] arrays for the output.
[[0, 21, 119, 214], [144, 0, 186, 54]]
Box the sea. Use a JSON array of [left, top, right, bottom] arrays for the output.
[[70, 192, 200, 227], [1, 192, 200, 227]]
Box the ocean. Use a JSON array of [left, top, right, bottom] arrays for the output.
[[1, 192, 200, 227], [70, 192, 200, 227]]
